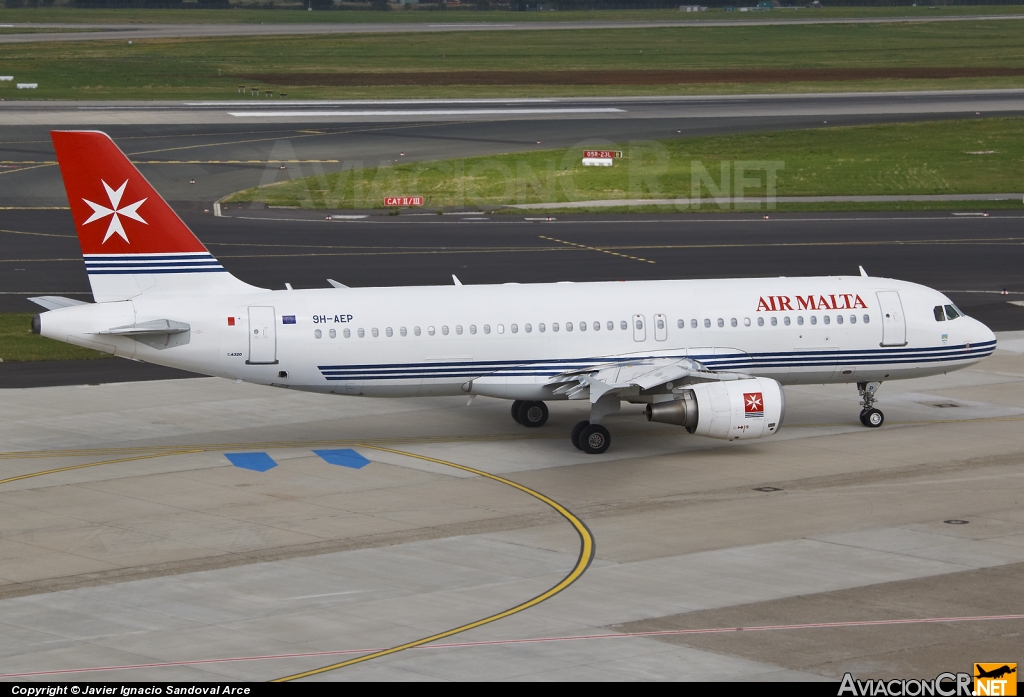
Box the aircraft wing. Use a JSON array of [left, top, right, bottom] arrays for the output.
[[546, 356, 748, 402]]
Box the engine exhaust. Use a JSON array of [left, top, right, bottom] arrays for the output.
[[645, 390, 698, 432]]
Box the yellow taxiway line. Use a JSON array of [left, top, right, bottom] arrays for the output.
[[271, 444, 595, 682], [0, 449, 205, 486]]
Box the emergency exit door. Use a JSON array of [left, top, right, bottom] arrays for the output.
[[632, 314, 646, 342], [876, 291, 907, 347], [247, 306, 278, 364]]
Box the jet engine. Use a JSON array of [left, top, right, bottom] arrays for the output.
[[645, 376, 785, 441]]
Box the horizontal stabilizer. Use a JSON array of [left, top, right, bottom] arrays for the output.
[[28, 296, 89, 311], [97, 319, 190, 336]]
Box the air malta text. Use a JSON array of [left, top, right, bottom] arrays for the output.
[[313, 314, 354, 324], [757, 294, 868, 312]]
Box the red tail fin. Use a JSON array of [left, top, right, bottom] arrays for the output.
[[52, 130, 207, 255], [51, 131, 255, 302]]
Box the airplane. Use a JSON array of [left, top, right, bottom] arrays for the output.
[[976, 665, 1017, 680], [30, 131, 998, 454]]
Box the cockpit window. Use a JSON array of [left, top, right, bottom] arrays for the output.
[[933, 306, 946, 322], [944, 304, 962, 320]]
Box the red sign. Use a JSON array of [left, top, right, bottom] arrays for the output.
[[756, 294, 868, 312], [744, 392, 764, 417], [583, 150, 622, 159], [384, 196, 423, 207]]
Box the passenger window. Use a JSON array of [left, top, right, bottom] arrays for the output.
[[315, 329, 322, 339], [539, 323, 546, 333], [553, 322, 559, 332], [400, 327, 407, 337], [704, 318, 711, 328], [442, 325, 449, 335], [850, 315, 856, 324], [415, 326, 421, 336], [691, 319, 698, 329], [863, 314, 870, 324], [656, 318, 665, 330], [456, 325, 463, 335], [810, 316, 817, 325], [784, 317, 791, 326], [579, 321, 586, 332], [717, 318, 724, 328], [525, 323, 532, 333], [497, 324, 505, 334], [607, 321, 614, 331], [593, 321, 600, 331], [385, 327, 393, 337], [730, 318, 737, 327], [510, 324, 518, 334], [757, 317, 764, 327], [934, 306, 946, 322], [771, 317, 777, 326], [428, 326, 435, 336], [797, 316, 804, 326], [824, 315, 830, 325], [470, 324, 477, 335], [566, 322, 574, 332], [636, 319, 644, 330], [483, 324, 491, 334], [621, 320, 628, 330], [372, 328, 379, 337], [836, 315, 843, 325], [344, 328, 351, 338], [945, 304, 961, 320], [744, 317, 751, 327], [358, 328, 366, 338], [677, 319, 684, 329], [329, 328, 336, 339]]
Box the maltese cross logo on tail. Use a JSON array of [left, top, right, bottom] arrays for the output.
[[744, 392, 764, 418], [82, 179, 148, 244]]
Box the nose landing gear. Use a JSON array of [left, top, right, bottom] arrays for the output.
[[858, 381, 884, 427]]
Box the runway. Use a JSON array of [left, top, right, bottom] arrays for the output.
[[2, 337, 1024, 680], [3, 14, 1023, 44], [6, 91, 1024, 126]]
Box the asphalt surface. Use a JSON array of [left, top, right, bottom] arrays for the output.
[[6, 91, 1024, 127], [3, 14, 1023, 43]]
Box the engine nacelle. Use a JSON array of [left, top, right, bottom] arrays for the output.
[[646, 377, 785, 441]]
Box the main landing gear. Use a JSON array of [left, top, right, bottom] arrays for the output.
[[509, 397, 615, 454], [858, 381, 884, 428], [511, 400, 549, 428], [571, 421, 611, 454]]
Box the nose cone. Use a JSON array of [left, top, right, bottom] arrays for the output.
[[969, 316, 997, 350]]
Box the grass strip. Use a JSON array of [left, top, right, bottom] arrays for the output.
[[2, 20, 1024, 100], [224, 117, 1024, 210], [0, 313, 106, 362]]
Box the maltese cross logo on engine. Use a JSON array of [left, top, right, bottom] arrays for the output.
[[82, 179, 148, 244]]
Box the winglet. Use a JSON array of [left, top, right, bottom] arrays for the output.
[[859, 265, 869, 277]]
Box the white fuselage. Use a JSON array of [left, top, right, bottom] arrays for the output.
[[40, 275, 996, 402]]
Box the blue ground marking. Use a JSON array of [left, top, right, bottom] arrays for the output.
[[313, 449, 371, 469], [225, 452, 277, 472]]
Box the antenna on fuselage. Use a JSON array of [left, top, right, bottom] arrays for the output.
[[859, 266, 869, 277], [327, 279, 348, 289], [452, 275, 463, 286]]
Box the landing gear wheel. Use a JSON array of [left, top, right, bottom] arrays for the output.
[[511, 400, 524, 424], [578, 424, 611, 455], [517, 401, 549, 428], [570, 420, 589, 450], [860, 408, 884, 428]]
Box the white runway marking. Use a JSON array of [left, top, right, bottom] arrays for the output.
[[226, 108, 626, 117]]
